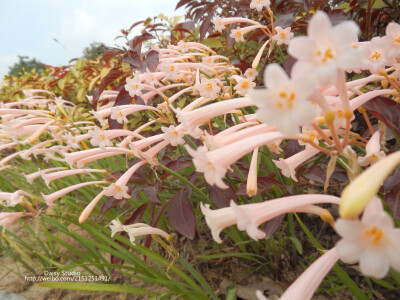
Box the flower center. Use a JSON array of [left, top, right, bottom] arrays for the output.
[[134, 84, 139, 89], [172, 131, 179, 136], [277, 91, 296, 109], [395, 36, 400, 43], [119, 112, 123, 117], [170, 65, 175, 72], [241, 81, 249, 88], [206, 82, 213, 90], [114, 185, 121, 191], [236, 30, 242, 37], [371, 51, 382, 61], [100, 134, 106, 140], [71, 138, 76, 143], [279, 32, 286, 39], [318, 48, 335, 63], [364, 226, 384, 245]]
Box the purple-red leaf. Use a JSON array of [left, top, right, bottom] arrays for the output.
[[145, 50, 159, 72], [284, 140, 302, 158], [275, 13, 296, 28], [124, 202, 150, 225], [103, 49, 124, 64], [168, 191, 196, 239], [263, 214, 286, 238], [207, 180, 236, 208], [363, 96, 400, 137]]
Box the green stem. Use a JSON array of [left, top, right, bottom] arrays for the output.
[[158, 164, 211, 204]]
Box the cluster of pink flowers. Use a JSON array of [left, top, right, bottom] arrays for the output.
[[1, 6, 400, 299]]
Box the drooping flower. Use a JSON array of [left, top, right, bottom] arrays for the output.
[[0, 212, 34, 231], [161, 125, 185, 146], [197, 78, 221, 100], [88, 126, 113, 149], [335, 210, 400, 278], [110, 106, 129, 124], [271, 26, 294, 46], [249, 63, 318, 136], [357, 130, 385, 166], [125, 75, 144, 97], [249, 0, 271, 12], [244, 68, 258, 80], [103, 183, 130, 200], [288, 11, 361, 85], [232, 76, 256, 96]]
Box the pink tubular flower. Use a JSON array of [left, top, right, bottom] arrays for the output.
[[271, 26, 294, 46], [88, 126, 113, 149], [273, 146, 320, 182], [125, 75, 143, 97], [335, 209, 400, 278], [357, 130, 385, 166], [196, 78, 221, 100], [258, 248, 340, 300], [250, 0, 271, 11], [25, 167, 67, 184], [232, 75, 256, 96], [178, 97, 254, 137], [230, 25, 264, 43], [0, 212, 34, 231], [161, 125, 185, 146], [109, 219, 170, 245], [41, 169, 106, 187], [361, 37, 390, 74], [201, 194, 339, 243], [0, 190, 33, 207], [103, 183, 130, 199], [288, 11, 361, 85], [212, 16, 260, 33], [249, 64, 318, 136], [41, 181, 105, 207]]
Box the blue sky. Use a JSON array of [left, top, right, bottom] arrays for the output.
[[0, 0, 185, 78]]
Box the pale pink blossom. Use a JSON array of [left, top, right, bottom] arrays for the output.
[[361, 37, 390, 74], [232, 75, 256, 96], [161, 125, 185, 146], [0, 190, 33, 207], [103, 183, 130, 199], [125, 76, 143, 97], [41, 169, 106, 187], [288, 11, 361, 85], [271, 26, 294, 46], [244, 68, 258, 80], [250, 0, 270, 11], [88, 126, 113, 149], [274, 146, 320, 182], [230, 25, 263, 43], [109, 219, 170, 245], [159, 60, 179, 81], [110, 106, 128, 124], [385, 22, 400, 60], [249, 64, 318, 136], [42, 181, 105, 207], [357, 131, 385, 167], [197, 78, 221, 100], [335, 209, 400, 278], [202, 194, 339, 243], [0, 212, 34, 231]]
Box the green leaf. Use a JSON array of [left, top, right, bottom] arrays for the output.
[[202, 38, 223, 48], [288, 236, 303, 255]]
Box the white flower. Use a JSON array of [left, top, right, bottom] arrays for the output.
[[357, 130, 386, 167], [288, 11, 361, 85], [88, 126, 113, 149], [122, 223, 170, 245], [335, 211, 400, 278], [110, 107, 128, 124], [159, 60, 179, 81], [250, 0, 271, 12], [177, 40, 189, 53], [65, 132, 80, 149], [197, 78, 221, 100], [144, 69, 161, 87], [202, 56, 215, 66], [271, 26, 294, 46], [385, 22, 400, 60], [212, 16, 226, 33], [361, 37, 390, 74], [125, 76, 143, 97], [109, 219, 124, 237], [249, 63, 318, 136], [244, 68, 258, 80], [230, 27, 245, 43], [161, 125, 185, 146], [186, 146, 228, 189], [103, 183, 130, 199], [233, 76, 256, 96]]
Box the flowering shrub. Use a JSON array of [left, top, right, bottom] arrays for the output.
[[2, 1, 400, 299]]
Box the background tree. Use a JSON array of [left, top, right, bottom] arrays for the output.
[[8, 55, 46, 77]]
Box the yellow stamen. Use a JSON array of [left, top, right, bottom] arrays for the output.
[[364, 226, 384, 245], [371, 51, 382, 60]]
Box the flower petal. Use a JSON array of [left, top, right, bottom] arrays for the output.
[[336, 239, 363, 263], [264, 64, 290, 89], [288, 37, 316, 61], [308, 11, 332, 42], [359, 247, 390, 278]]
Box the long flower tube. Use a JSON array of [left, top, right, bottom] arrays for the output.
[[201, 194, 339, 243], [340, 150, 400, 218], [256, 248, 340, 300], [76, 151, 133, 169], [0, 212, 35, 230], [24, 167, 67, 184], [41, 168, 106, 187], [41, 180, 106, 207]]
